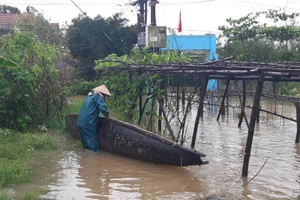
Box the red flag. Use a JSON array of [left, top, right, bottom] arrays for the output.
[[177, 11, 182, 33]]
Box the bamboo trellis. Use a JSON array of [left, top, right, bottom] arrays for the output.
[[97, 57, 300, 177]]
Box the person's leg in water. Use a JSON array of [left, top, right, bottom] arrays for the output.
[[78, 126, 88, 149], [78, 126, 100, 152]]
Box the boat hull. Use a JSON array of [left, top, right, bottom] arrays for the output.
[[65, 114, 208, 166]]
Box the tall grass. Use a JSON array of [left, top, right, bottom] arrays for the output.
[[0, 191, 46, 200], [64, 96, 85, 114], [0, 192, 10, 200], [0, 132, 57, 187]]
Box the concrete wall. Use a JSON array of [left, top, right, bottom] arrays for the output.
[[166, 34, 219, 90]]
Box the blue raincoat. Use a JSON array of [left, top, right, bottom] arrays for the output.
[[76, 91, 109, 152]]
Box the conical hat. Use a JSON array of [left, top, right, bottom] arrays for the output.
[[93, 85, 111, 97]]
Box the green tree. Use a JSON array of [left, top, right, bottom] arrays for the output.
[[17, 12, 62, 46], [0, 5, 20, 13], [0, 30, 64, 131], [218, 9, 300, 95], [66, 13, 137, 80], [218, 10, 300, 62]]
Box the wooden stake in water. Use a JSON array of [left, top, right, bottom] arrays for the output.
[[242, 72, 265, 177], [191, 77, 208, 149], [295, 103, 300, 143]]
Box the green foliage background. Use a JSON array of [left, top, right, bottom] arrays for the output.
[[0, 30, 64, 131], [94, 48, 200, 121], [66, 13, 137, 80], [0, 131, 57, 187], [218, 10, 300, 95]]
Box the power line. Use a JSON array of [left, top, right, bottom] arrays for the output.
[[160, 0, 215, 5], [168, 27, 221, 33], [69, 0, 129, 54], [0, 0, 124, 3], [288, 0, 300, 5], [70, 36, 136, 52], [284, 0, 290, 12], [2, 3, 124, 6], [222, 0, 300, 12], [70, 0, 87, 15]]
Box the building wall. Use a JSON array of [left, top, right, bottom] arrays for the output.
[[166, 34, 219, 90]]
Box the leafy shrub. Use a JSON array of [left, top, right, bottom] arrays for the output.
[[0, 133, 57, 187], [69, 80, 102, 96], [0, 129, 13, 137], [65, 98, 84, 114], [0, 158, 32, 187], [0, 191, 11, 200], [0, 30, 65, 131]]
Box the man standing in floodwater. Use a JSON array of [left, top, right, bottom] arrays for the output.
[[76, 85, 111, 152]]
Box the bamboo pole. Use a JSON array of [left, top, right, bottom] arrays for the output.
[[158, 99, 175, 140], [158, 75, 165, 132], [139, 86, 143, 120], [226, 92, 229, 116], [238, 81, 248, 128], [199, 79, 208, 118], [182, 88, 185, 108], [138, 95, 150, 125], [242, 72, 265, 177], [176, 76, 180, 112], [217, 79, 230, 121], [295, 103, 300, 143], [256, 105, 260, 123], [138, 80, 152, 125], [147, 97, 155, 131], [191, 77, 209, 149]]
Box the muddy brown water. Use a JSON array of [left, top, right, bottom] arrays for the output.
[[5, 98, 300, 199]]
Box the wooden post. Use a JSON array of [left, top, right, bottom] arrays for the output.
[[158, 75, 165, 132], [138, 86, 151, 125], [238, 81, 248, 127], [199, 78, 208, 118], [217, 79, 230, 121], [191, 77, 209, 149], [242, 73, 265, 177], [221, 101, 226, 115], [158, 99, 175, 140], [176, 76, 180, 112], [164, 75, 168, 102], [139, 93, 142, 118], [256, 106, 260, 123], [226, 92, 229, 116], [182, 88, 185, 108], [139, 79, 143, 120], [295, 103, 300, 143]]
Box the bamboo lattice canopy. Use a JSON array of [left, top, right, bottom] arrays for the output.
[[97, 56, 300, 82]]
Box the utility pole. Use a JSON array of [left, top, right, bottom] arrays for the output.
[[131, 0, 147, 47], [131, 0, 158, 47], [150, 0, 157, 26]]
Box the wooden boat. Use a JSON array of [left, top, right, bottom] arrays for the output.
[[65, 113, 208, 166]]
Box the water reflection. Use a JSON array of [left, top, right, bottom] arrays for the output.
[[45, 98, 299, 199], [46, 151, 207, 200]]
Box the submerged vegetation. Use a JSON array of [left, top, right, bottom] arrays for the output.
[[0, 128, 59, 199], [0, 130, 58, 187]]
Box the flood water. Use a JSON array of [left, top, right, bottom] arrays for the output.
[[10, 97, 300, 199]]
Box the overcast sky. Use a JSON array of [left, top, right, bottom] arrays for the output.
[[1, 0, 300, 35]]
